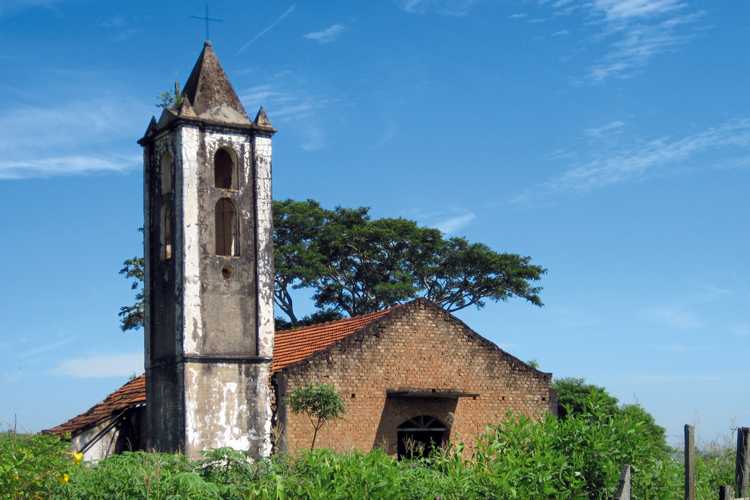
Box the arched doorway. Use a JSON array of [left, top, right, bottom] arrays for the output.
[[397, 415, 448, 459]]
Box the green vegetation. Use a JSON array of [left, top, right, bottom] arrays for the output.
[[272, 199, 545, 328], [121, 199, 546, 331], [553, 377, 669, 454], [118, 256, 144, 332], [288, 383, 348, 450], [156, 82, 184, 109], [1, 430, 81, 499], [2, 398, 738, 499]]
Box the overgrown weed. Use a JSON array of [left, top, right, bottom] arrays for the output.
[[3, 403, 741, 499]]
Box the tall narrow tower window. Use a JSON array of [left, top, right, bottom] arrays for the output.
[[160, 152, 172, 194], [161, 203, 172, 260], [214, 148, 235, 189], [215, 198, 238, 256]]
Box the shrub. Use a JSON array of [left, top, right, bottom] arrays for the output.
[[288, 383, 347, 450], [0, 431, 79, 499]]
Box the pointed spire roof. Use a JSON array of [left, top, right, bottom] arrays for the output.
[[181, 41, 251, 125], [254, 106, 272, 128]]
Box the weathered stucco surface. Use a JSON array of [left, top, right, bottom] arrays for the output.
[[70, 421, 119, 463], [253, 134, 274, 360], [184, 363, 272, 454], [179, 125, 203, 357], [143, 117, 275, 458]]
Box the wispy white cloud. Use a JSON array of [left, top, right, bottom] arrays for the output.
[[0, 98, 148, 179], [273, 103, 315, 118], [0, 0, 57, 17], [641, 286, 732, 330], [17, 337, 77, 359], [396, 0, 476, 16], [509, 118, 750, 203], [537, 0, 702, 83], [552, 30, 570, 36], [304, 24, 345, 44], [241, 84, 319, 122], [367, 120, 400, 151], [647, 307, 702, 329], [54, 353, 144, 378], [240, 80, 333, 151], [407, 208, 476, 235], [436, 213, 476, 234], [509, 13, 527, 18], [584, 120, 626, 138], [584, 13, 700, 83], [238, 4, 296, 53], [98, 16, 138, 42], [546, 306, 603, 328], [0, 155, 140, 180], [592, 0, 687, 21], [301, 126, 326, 152], [3, 369, 27, 384]]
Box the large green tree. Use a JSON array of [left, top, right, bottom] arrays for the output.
[[274, 199, 545, 327], [120, 198, 546, 331]]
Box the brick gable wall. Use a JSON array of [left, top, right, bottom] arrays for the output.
[[272, 300, 551, 456]]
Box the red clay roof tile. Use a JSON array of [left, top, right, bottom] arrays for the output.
[[45, 374, 146, 436], [272, 307, 393, 372]]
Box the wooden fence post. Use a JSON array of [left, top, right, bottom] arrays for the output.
[[736, 427, 750, 498], [718, 485, 732, 500], [614, 464, 631, 500], [685, 424, 695, 500]]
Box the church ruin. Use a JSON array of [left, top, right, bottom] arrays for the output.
[[48, 43, 554, 461]]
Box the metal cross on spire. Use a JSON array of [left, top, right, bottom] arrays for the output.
[[192, 3, 222, 41]]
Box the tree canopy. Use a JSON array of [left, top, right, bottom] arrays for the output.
[[273, 199, 546, 328], [120, 198, 546, 331], [552, 377, 669, 454]]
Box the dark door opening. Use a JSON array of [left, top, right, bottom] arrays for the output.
[[397, 415, 448, 459]]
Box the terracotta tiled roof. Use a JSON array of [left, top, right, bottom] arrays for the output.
[[272, 307, 395, 372], [47, 306, 398, 437], [45, 374, 146, 436]]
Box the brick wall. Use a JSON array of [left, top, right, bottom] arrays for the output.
[[273, 299, 551, 456]]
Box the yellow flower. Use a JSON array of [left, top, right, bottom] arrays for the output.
[[71, 453, 83, 465], [59, 473, 69, 484]]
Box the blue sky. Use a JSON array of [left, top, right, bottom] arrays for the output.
[[0, 0, 747, 447]]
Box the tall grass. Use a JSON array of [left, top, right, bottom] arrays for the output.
[[1, 401, 739, 500]]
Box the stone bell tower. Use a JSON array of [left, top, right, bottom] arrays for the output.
[[138, 41, 276, 458]]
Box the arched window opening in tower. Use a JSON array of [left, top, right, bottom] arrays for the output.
[[214, 148, 235, 190], [160, 151, 172, 194], [161, 203, 172, 261], [215, 198, 238, 256]]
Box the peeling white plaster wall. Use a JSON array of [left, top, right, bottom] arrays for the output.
[[150, 123, 274, 456], [178, 125, 202, 356], [256, 363, 273, 457], [254, 134, 274, 359], [70, 421, 118, 463]]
